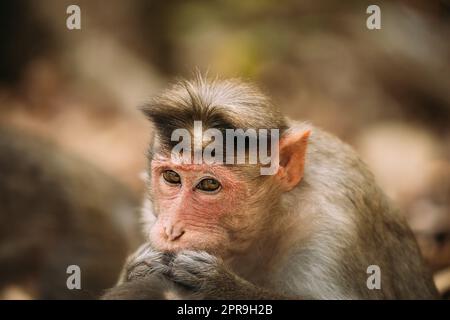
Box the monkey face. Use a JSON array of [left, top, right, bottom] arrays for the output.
[[146, 157, 249, 257]]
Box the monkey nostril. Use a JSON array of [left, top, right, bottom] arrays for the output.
[[170, 229, 185, 241], [163, 225, 172, 239], [164, 224, 185, 241]]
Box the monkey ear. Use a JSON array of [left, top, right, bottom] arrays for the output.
[[275, 130, 311, 191]]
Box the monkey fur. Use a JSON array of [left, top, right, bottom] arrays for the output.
[[104, 75, 438, 300]]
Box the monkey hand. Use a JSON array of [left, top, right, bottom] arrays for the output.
[[118, 242, 171, 284], [168, 250, 258, 299]]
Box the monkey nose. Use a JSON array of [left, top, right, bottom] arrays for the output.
[[164, 224, 185, 241]]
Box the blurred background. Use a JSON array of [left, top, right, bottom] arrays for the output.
[[0, 0, 449, 299]]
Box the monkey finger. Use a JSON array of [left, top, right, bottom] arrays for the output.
[[174, 250, 221, 266], [125, 244, 171, 281], [167, 251, 221, 289]]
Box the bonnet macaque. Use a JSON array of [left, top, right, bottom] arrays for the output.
[[103, 76, 438, 300]]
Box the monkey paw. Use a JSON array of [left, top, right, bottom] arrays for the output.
[[169, 250, 230, 298], [122, 243, 171, 283]]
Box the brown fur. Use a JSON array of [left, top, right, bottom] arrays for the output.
[[104, 75, 438, 300]]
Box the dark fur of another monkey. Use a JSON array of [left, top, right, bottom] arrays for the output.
[[104, 75, 438, 300], [0, 127, 141, 299]]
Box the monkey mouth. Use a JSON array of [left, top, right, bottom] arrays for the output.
[[150, 236, 197, 252], [150, 234, 227, 257]]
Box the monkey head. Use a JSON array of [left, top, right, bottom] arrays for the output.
[[141, 76, 310, 259]]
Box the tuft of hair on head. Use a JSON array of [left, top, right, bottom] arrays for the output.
[[141, 73, 288, 152]]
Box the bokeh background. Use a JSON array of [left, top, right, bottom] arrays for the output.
[[0, 0, 449, 299]]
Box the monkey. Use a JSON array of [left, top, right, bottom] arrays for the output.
[[103, 75, 439, 300], [0, 126, 141, 299]]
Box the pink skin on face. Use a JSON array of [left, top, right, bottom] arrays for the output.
[[149, 157, 248, 253]]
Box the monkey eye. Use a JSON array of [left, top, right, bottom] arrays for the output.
[[162, 170, 181, 184], [196, 178, 221, 193]]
